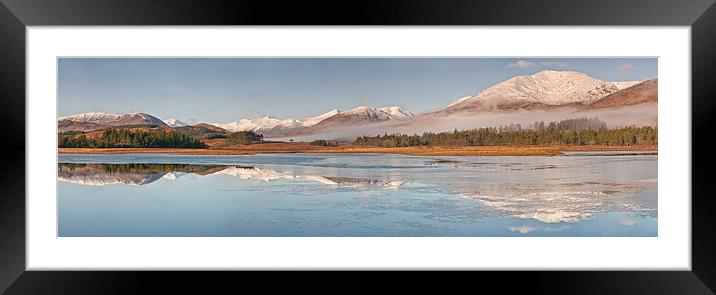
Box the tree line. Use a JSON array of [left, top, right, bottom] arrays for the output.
[[225, 131, 264, 145], [310, 139, 339, 146], [353, 117, 657, 147], [58, 128, 207, 148]]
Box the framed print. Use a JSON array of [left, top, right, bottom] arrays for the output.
[[2, 0, 716, 294]]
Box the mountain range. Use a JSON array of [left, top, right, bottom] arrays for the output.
[[58, 70, 657, 137], [209, 106, 413, 135]]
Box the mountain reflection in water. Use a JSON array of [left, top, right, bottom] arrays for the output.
[[58, 163, 407, 189], [58, 157, 656, 226]]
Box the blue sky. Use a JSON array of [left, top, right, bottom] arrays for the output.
[[58, 58, 657, 123]]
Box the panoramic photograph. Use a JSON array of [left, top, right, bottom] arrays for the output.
[[57, 58, 657, 237]]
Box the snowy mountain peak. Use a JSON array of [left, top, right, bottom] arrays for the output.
[[58, 112, 167, 128], [162, 118, 189, 127], [444, 70, 639, 110], [213, 116, 304, 133], [302, 109, 339, 127], [531, 70, 581, 79], [212, 104, 414, 134], [345, 106, 370, 112], [378, 106, 414, 118], [59, 112, 120, 123], [342, 106, 393, 120]]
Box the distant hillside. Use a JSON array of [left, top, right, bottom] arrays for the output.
[[59, 112, 167, 132], [585, 79, 657, 109], [175, 124, 229, 140], [194, 123, 228, 133]]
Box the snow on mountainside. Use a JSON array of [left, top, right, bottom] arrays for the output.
[[378, 106, 414, 118], [58, 112, 167, 132], [438, 70, 644, 114], [59, 112, 123, 123], [446, 95, 473, 108], [59, 112, 166, 125], [213, 106, 412, 133], [298, 106, 396, 134], [327, 105, 413, 121], [586, 79, 658, 109], [612, 81, 643, 90], [58, 71, 652, 137], [302, 109, 340, 127], [338, 106, 393, 120], [213, 116, 304, 133], [162, 118, 189, 127], [475, 70, 618, 105], [213, 110, 342, 133]]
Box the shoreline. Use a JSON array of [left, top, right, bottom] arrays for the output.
[[58, 144, 658, 156]]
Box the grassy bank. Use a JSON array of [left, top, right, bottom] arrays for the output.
[[59, 143, 657, 156]]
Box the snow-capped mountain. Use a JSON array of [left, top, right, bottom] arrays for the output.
[[212, 116, 303, 133], [162, 118, 189, 127], [612, 81, 643, 90], [211, 110, 341, 133], [59, 112, 123, 123], [211, 106, 413, 135], [378, 106, 414, 118], [57, 70, 653, 138], [304, 106, 397, 132], [327, 105, 414, 122], [59, 112, 166, 125], [58, 112, 167, 132], [301, 109, 340, 127], [336, 106, 393, 120], [437, 70, 644, 114]]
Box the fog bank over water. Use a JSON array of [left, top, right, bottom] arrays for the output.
[[274, 103, 658, 142]]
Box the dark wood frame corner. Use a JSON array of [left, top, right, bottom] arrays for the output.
[[1, 0, 715, 293]]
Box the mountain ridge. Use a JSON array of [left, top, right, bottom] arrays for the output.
[[58, 112, 166, 132], [585, 79, 657, 109], [209, 105, 413, 135], [58, 71, 656, 135]]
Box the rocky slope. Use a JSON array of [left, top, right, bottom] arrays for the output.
[[585, 79, 657, 109]]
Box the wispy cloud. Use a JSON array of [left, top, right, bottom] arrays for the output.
[[506, 60, 535, 69], [541, 61, 569, 68], [507, 225, 537, 234], [617, 63, 635, 73]]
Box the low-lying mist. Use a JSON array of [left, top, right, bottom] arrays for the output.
[[272, 103, 657, 142]]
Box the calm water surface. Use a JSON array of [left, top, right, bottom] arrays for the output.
[[58, 152, 657, 236]]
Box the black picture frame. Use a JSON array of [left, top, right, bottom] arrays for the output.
[[1, 0, 715, 293]]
